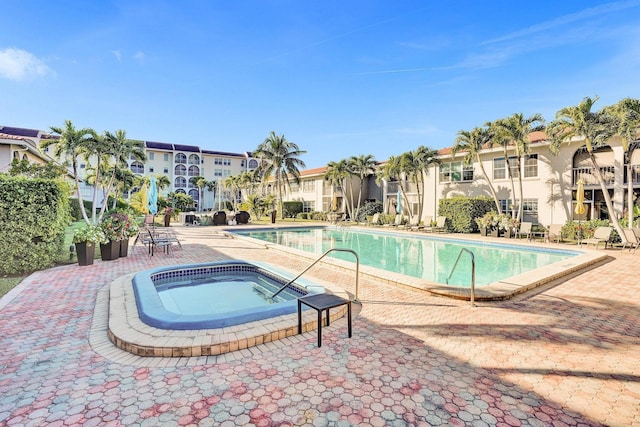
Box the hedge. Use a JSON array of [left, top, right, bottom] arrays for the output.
[[0, 176, 70, 275], [438, 196, 495, 233]]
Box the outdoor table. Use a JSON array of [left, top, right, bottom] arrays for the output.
[[297, 294, 352, 347]]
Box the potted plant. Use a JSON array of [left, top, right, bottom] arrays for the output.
[[118, 213, 139, 257], [100, 214, 125, 261], [164, 207, 174, 227], [72, 225, 107, 266], [475, 212, 494, 236]]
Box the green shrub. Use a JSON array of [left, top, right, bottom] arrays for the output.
[[283, 201, 303, 218], [68, 198, 93, 221], [0, 176, 70, 275], [439, 197, 495, 233], [355, 201, 383, 223]]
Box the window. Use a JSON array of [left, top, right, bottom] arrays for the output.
[[524, 154, 538, 178], [130, 161, 144, 174], [289, 182, 299, 192], [188, 154, 200, 165], [223, 159, 231, 166], [149, 167, 154, 173], [302, 180, 315, 192], [175, 164, 186, 175], [241, 160, 246, 168], [188, 165, 200, 177], [175, 153, 187, 164], [148, 152, 155, 160], [440, 162, 473, 182], [164, 153, 169, 161], [303, 201, 315, 212], [248, 159, 258, 169], [499, 199, 512, 213], [521, 199, 538, 213], [493, 157, 519, 179], [80, 163, 86, 169], [214, 169, 223, 177], [174, 176, 186, 188], [163, 167, 169, 174], [214, 158, 223, 165], [223, 170, 231, 177]]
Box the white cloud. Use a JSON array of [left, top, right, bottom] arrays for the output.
[[133, 51, 145, 63], [0, 48, 53, 81]]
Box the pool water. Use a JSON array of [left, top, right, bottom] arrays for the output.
[[233, 227, 579, 287], [157, 273, 298, 315]]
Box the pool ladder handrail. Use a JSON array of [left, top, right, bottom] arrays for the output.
[[271, 248, 360, 302], [445, 248, 476, 306]]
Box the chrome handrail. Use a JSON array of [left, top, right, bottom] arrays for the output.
[[445, 248, 476, 306], [271, 248, 360, 302]]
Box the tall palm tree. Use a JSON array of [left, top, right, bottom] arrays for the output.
[[606, 98, 640, 226], [223, 174, 242, 211], [494, 113, 545, 221], [324, 159, 351, 216], [348, 154, 377, 221], [253, 132, 306, 219], [548, 96, 622, 238], [487, 119, 519, 219], [41, 120, 96, 225], [413, 146, 441, 221], [189, 176, 209, 211], [453, 126, 501, 213], [375, 155, 406, 216]]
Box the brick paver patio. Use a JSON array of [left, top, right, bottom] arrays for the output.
[[0, 225, 638, 426]]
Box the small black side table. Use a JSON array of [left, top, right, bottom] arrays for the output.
[[297, 294, 352, 347]]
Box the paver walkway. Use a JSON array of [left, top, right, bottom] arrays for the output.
[[0, 225, 638, 426]]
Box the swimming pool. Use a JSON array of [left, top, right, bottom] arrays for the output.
[[232, 226, 582, 287], [132, 260, 325, 330]]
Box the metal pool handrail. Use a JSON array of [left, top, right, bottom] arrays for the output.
[[271, 248, 360, 302], [446, 248, 476, 306]]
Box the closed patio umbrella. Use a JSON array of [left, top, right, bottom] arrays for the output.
[[396, 190, 403, 214], [575, 179, 586, 245], [139, 185, 149, 214], [148, 176, 158, 221]]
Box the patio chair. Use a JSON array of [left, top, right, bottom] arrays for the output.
[[621, 229, 640, 253], [404, 216, 421, 231], [146, 228, 176, 256], [515, 222, 532, 240], [411, 215, 431, 232], [547, 224, 563, 243], [582, 226, 612, 249], [383, 214, 403, 228], [424, 216, 447, 233], [367, 213, 380, 226]]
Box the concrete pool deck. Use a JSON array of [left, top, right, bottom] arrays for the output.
[[0, 223, 638, 426]]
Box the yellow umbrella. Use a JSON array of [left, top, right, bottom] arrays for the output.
[[575, 180, 586, 244], [139, 185, 149, 214]]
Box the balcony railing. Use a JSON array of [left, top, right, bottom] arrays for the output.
[[624, 164, 640, 184], [573, 166, 615, 186], [386, 181, 418, 193]]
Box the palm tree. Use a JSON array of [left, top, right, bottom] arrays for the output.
[[375, 155, 405, 216], [189, 176, 209, 211], [413, 146, 441, 221], [494, 113, 545, 221], [253, 132, 306, 219], [324, 159, 351, 216], [41, 120, 96, 225], [223, 174, 242, 211], [487, 119, 519, 219], [606, 98, 640, 226], [548, 96, 622, 238], [453, 126, 502, 213], [348, 154, 377, 221]]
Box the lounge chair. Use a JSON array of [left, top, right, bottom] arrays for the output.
[[383, 214, 403, 228], [367, 213, 380, 226], [411, 215, 431, 232], [515, 222, 532, 240], [424, 216, 447, 233], [582, 226, 612, 249], [404, 216, 420, 231], [547, 224, 563, 243], [621, 229, 640, 253]]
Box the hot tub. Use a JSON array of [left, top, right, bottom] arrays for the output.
[[132, 260, 325, 330]]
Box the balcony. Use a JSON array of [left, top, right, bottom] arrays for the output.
[[573, 166, 615, 186], [386, 181, 418, 194]]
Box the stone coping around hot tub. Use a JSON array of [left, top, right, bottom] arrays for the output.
[[132, 260, 325, 330], [230, 228, 609, 301], [109, 273, 350, 357]]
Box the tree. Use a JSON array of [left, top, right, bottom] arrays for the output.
[[253, 132, 306, 219], [189, 176, 209, 211], [222, 175, 242, 210], [487, 119, 519, 219], [548, 96, 623, 239], [7, 158, 67, 179], [41, 120, 96, 225], [493, 113, 545, 221], [348, 154, 377, 221], [324, 159, 351, 216], [412, 146, 440, 221], [375, 155, 405, 215], [606, 98, 640, 226], [453, 126, 502, 213]]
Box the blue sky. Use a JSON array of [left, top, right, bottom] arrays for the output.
[[2, 1, 639, 169]]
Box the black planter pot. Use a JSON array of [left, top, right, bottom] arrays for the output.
[[75, 242, 95, 266], [119, 239, 129, 257], [100, 240, 121, 261]]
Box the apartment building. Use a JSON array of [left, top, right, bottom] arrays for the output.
[[0, 126, 258, 210]]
